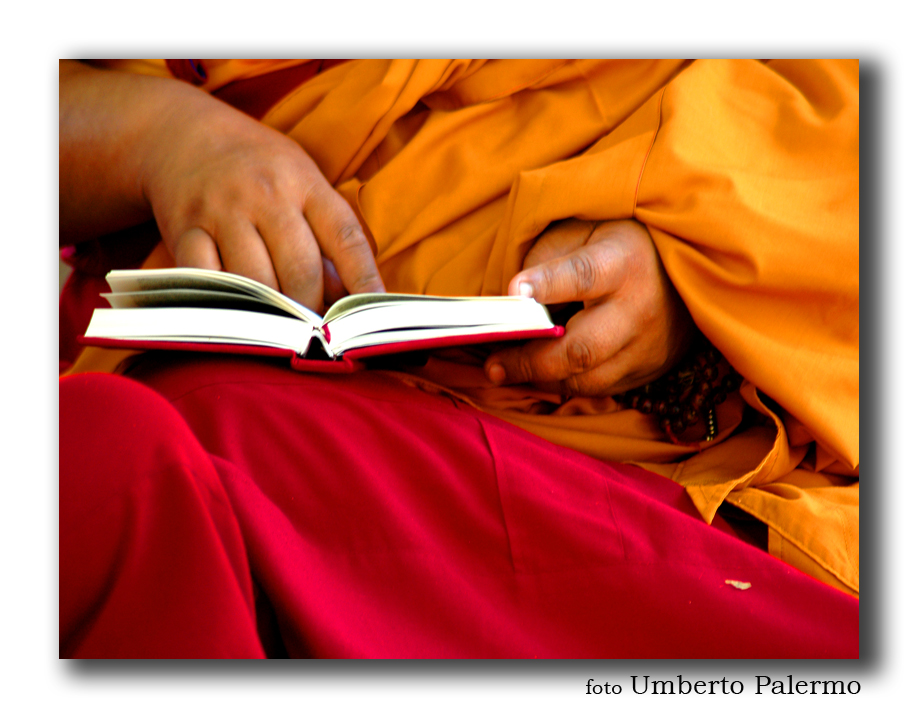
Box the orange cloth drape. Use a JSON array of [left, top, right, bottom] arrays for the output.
[[73, 59, 859, 595]]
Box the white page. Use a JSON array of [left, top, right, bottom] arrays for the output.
[[84, 307, 318, 356], [325, 297, 553, 350], [330, 323, 552, 355]]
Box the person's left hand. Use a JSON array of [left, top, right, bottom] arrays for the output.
[[485, 218, 696, 396]]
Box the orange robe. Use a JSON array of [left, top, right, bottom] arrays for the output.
[[69, 59, 859, 596]]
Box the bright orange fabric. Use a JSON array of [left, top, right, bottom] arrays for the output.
[[77, 59, 859, 595]]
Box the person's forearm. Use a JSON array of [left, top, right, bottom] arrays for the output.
[[59, 60, 204, 244]]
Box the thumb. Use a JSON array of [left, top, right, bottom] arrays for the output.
[[508, 240, 627, 304]]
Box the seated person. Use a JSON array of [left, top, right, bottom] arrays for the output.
[[59, 59, 859, 658]]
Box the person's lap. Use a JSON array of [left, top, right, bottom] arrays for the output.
[[60, 353, 859, 657]]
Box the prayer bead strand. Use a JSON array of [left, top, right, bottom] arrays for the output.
[[616, 337, 742, 447]]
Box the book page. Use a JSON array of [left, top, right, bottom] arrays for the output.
[[84, 307, 320, 356], [102, 289, 299, 317], [322, 292, 523, 324], [330, 324, 555, 355], [325, 297, 554, 353], [106, 268, 322, 325]]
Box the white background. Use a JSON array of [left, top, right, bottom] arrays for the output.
[[6, 3, 908, 716]]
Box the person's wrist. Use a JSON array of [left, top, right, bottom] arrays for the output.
[[136, 78, 226, 209]]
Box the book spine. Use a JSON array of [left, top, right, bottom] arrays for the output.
[[300, 326, 334, 359]]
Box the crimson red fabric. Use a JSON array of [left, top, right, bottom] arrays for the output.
[[211, 61, 323, 119], [59, 270, 111, 368], [164, 60, 352, 120], [59, 356, 858, 658], [60, 223, 163, 369], [164, 59, 208, 85]]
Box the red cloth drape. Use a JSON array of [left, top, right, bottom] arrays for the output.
[[60, 355, 857, 658]]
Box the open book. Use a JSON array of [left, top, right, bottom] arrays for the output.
[[81, 268, 563, 371]]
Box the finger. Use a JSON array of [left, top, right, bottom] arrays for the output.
[[485, 302, 632, 386], [322, 256, 346, 307], [499, 358, 638, 397], [509, 239, 630, 304], [214, 219, 283, 292], [522, 218, 595, 270], [256, 209, 324, 310], [304, 183, 385, 296], [170, 227, 223, 271], [555, 347, 640, 396]]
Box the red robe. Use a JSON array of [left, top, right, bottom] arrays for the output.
[[60, 356, 856, 657]]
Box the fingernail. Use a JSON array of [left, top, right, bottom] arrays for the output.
[[487, 363, 506, 385], [518, 281, 534, 298]]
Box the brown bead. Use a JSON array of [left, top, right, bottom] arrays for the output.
[[615, 336, 737, 444]]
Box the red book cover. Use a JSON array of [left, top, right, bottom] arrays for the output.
[[79, 325, 565, 373]]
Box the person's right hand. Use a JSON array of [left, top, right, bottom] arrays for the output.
[[140, 91, 384, 311]]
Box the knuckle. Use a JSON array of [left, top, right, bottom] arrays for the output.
[[334, 221, 368, 254], [181, 192, 207, 221], [197, 177, 251, 217], [567, 253, 597, 295], [190, 182, 232, 220], [250, 168, 284, 202], [332, 223, 380, 291], [298, 166, 332, 207], [537, 267, 554, 298], [511, 354, 535, 384], [564, 337, 595, 374]]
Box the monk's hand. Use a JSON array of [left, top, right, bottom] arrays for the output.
[[485, 219, 696, 396], [140, 91, 384, 311]]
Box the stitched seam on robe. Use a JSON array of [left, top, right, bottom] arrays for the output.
[[632, 87, 666, 217]]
